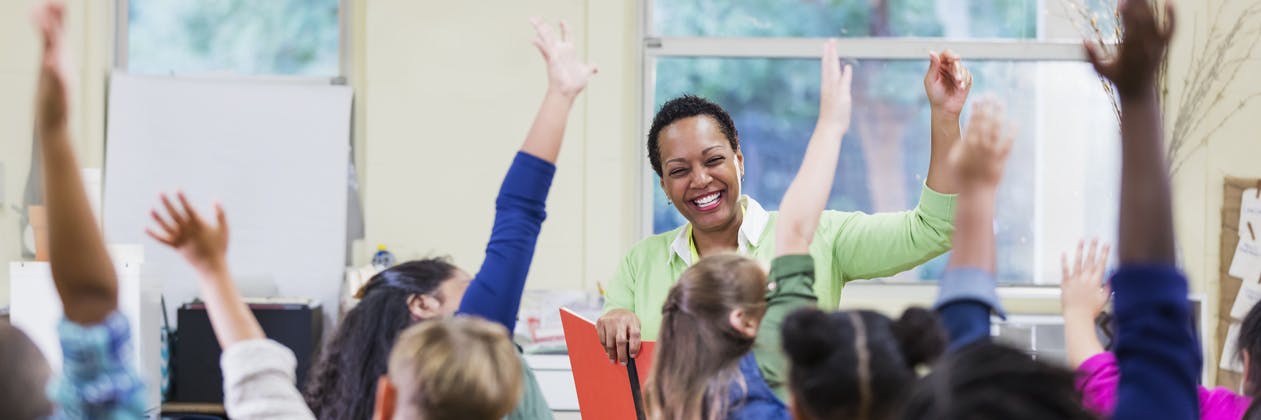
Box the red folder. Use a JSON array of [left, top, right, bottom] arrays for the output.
[[561, 308, 656, 420]]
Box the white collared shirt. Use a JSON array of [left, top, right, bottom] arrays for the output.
[[668, 195, 771, 265]]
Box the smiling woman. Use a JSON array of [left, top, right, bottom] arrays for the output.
[[596, 47, 971, 364]]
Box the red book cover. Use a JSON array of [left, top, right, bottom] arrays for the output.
[[561, 308, 656, 420]]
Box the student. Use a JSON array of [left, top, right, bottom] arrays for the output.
[[147, 195, 525, 420], [899, 99, 1098, 419], [1082, 0, 1197, 418], [29, 1, 148, 417], [147, 193, 316, 419], [598, 49, 976, 363], [779, 306, 945, 420], [1064, 240, 1253, 419], [301, 18, 596, 420], [643, 39, 851, 420]]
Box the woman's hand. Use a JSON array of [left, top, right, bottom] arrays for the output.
[[596, 309, 642, 365], [924, 50, 972, 117]]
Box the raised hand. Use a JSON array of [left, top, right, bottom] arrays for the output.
[[818, 39, 854, 134], [948, 98, 1014, 191], [924, 50, 972, 116], [530, 18, 599, 99], [1061, 239, 1112, 321], [1084, 0, 1175, 97], [146, 192, 230, 275], [33, 1, 69, 134]]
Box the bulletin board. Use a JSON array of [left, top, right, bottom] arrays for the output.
[[1216, 176, 1261, 388]]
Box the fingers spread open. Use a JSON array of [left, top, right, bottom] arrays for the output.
[[160, 193, 187, 225]]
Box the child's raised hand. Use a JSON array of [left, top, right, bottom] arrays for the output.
[[1084, 0, 1175, 97], [924, 50, 972, 116], [1061, 239, 1112, 320], [32, 1, 69, 134], [948, 98, 1013, 190], [817, 39, 854, 134], [530, 17, 598, 99], [146, 192, 230, 275]]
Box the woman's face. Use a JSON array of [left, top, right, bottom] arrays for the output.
[[657, 115, 744, 234]]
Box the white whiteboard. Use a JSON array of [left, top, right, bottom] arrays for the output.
[[104, 74, 352, 329]]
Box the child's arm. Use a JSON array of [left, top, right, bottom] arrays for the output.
[[1084, 2, 1196, 420], [757, 40, 852, 399], [146, 193, 263, 347], [775, 39, 852, 256], [1061, 239, 1110, 368], [34, 1, 116, 326], [456, 18, 597, 332], [932, 98, 1013, 351], [518, 18, 599, 164], [147, 193, 314, 419], [33, 3, 147, 416]]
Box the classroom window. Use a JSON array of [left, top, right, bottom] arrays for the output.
[[124, 0, 341, 76], [644, 0, 1120, 284]]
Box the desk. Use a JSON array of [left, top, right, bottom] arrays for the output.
[[524, 354, 579, 412], [161, 402, 225, 416]]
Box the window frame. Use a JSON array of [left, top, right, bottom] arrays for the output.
[[638, 0, 1107, 284], [113, 0, 351, 82]]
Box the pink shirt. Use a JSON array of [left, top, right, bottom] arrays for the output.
[[1078, 352, 1252, 420]]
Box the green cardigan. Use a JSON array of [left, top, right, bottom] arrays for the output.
[[604, 186, 956, 341]]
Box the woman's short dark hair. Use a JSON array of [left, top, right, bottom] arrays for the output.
[[304, 258, 459, 420], [647, 95, 740, 177], [900, 341, 1098, 420], [782, 307, 945, 420]]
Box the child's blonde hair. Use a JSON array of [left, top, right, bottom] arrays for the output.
[[387, 317, 523, 420]]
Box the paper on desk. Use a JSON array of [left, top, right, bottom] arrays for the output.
[[1221, 323, 1245, 373], [1232, 282, 1261, 320]]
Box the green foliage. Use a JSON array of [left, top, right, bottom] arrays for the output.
[[129, 0, 339, 75]]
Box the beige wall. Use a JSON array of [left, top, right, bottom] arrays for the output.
[[357, 0, 641, 291], [1166, 0, 1261, 384], [0, 0, 639, 307], [0, 0, 112, 307]]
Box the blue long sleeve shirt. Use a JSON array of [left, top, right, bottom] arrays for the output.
[[932, 267, 1007, 351], [456, 151, 555, 333], [1110, 265, 1199, 420]]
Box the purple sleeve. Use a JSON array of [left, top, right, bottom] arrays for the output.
[[456, 151, 556, 333], [1076, 352, 1120, 416], [1077, 352, 1253, 420]]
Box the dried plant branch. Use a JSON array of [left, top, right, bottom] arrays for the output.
[[1167, 1, 1261, 173], [1064, 0, 1261, 175]]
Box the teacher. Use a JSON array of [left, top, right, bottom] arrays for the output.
[[597, 52, 975, 364]]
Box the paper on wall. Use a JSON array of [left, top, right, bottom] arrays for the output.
[[1229, 240, 1261, 282], [1232, 282, 1261, 320], [1240, 188, 1261, 228], [1221, 322, 1245, 373]]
